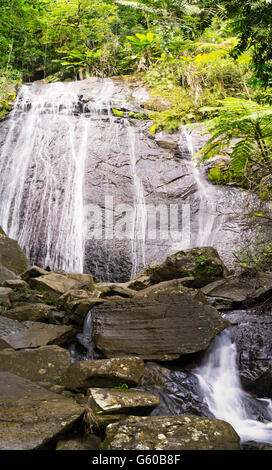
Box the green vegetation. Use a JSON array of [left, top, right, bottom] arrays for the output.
[[0, 1, 271, 198], [233, 234, 272, 273]]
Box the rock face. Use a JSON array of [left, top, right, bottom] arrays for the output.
[[0, 226, 28, 276], [0, 346, 71, 384], [92, 279, 228, 361], [102, 415, 240, 450], [227, 311, 272, 397], [201, 272, 272, 309], [88, 388, 160, 415], [61, 357, 145, 391], [0, 372, 83, 450], [0, 316, 74, 349], [129, 247, 228, 290]]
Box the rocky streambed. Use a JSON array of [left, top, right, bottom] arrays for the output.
[[1, 227, 272, 450]]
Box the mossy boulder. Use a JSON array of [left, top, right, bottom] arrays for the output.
[[61, 357, 145, 392], [129, 247, 228, 291], [102, 415, 240, 450]]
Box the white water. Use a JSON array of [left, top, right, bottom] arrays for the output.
[[181, 129, 222, 247], [127, 124, 147, 279], [195, 330, 272, 444], [0, 81, 92, 272]]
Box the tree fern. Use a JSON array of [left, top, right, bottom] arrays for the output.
[[187, 97, 272, 173]]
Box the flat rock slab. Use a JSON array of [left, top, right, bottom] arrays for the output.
[[0, 316, 74, 349], [88, 388, 160, 415], [0, 372, 83, 450], [0, 346, 71, 384], [201, 272, 272, 308], [61, 357, 145, 391], [92, 279, 228, 361], [102, 415, 240, 450]]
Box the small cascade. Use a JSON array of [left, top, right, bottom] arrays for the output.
[[194, 330, 272, 445], [76, 310, 95, 360]]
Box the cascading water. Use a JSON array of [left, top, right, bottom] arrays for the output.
[[194, 330, 272, 445], [0, 80, 93, 272], [180, 129, 223, 247]]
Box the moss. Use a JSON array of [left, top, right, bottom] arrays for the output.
[[112, 108, 124, 117], [128, 111, 149, 120]]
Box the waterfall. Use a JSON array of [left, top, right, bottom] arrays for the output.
[[194, 330, 272, 444], [180, 129, 221, 247], [127, 124, 147, 279], [0, 80, 93, 272]]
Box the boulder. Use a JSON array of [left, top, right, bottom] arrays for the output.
[[0, 316, 75, 349], [57, 289, 104, 326], [0, 279, 29, 290], [0, 226, 28, 275], [88, 388, 160, 415], [92, 279, 228, 361], [0, 346, 71, 384], [61, 357, 145, 392], [201, 272, 272, 309], [0, 287, 12, 307], [227, 311, 272, 398], [0, 265, 19, 282], [129, 247, 228, 290], [28, 272, 95, 301], [22, 266, 50, 282], [0, 372, 83, 450], [102, 415, 240, 450], [1, 303, 58, 323]]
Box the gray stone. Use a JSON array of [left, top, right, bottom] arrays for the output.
[[0, 226, 28, 275], [0, 346, 71, 384], [0, 372, 83, 450], [61, 357, 145, 391], [0, 316, 75, 349], [88, 388, 160, 415], [92, 279, 228, 361], [102, 415, 240, 450]]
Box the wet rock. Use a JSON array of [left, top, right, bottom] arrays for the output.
[[0, 226, 28, 275], [0, 338, 13, 350], [28, 272, 95, 301], [154, 131, 180, 151], [88, 388, 160, 415], [129, 247, 228, 291], [102, 415, 240, 450], [92, 278, 228, 361], [0, 372, 83, 450], [0, 316, 75, 349], [0, 345, 71, 384], [138, 362, 212, 418], [1, 303, 58, 323], [61, 357, 145, 392], [202, 272, 272, 309], [228, 312, 272, 397]]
